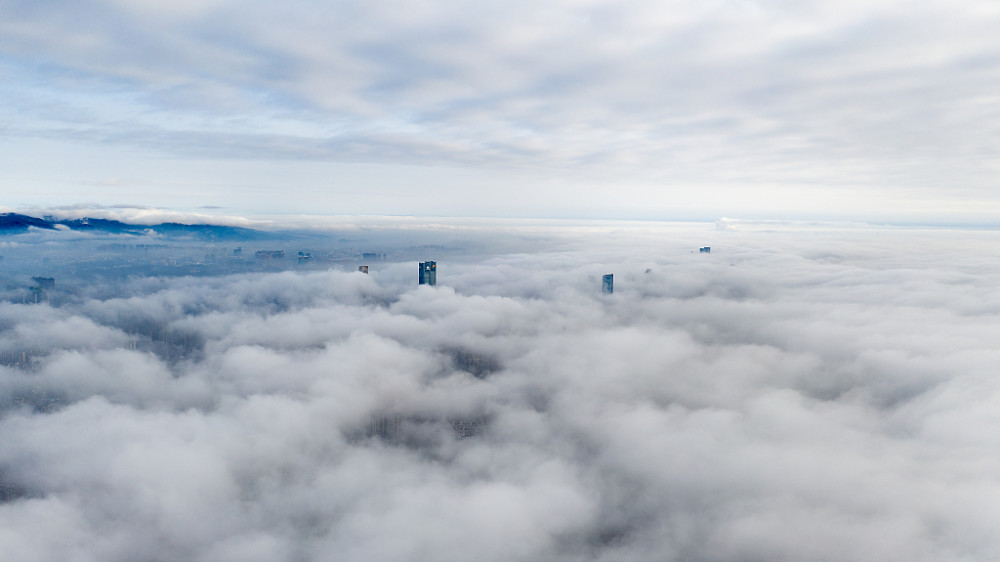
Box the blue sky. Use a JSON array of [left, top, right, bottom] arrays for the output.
[[2, 0, 999, 223]]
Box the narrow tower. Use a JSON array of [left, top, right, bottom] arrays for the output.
[[419, 261, 437, 286], [602, 274, 614, 294]]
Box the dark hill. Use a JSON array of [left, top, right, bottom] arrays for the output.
[[0, 213, 57, 232], [0, 212, 273, 240]]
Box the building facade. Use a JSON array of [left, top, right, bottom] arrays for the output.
[[602, 274, 614, 294], [419, 261, 437, 285]]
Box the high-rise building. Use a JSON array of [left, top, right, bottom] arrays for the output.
[[602, 274, 614, 294], [359, 265, 369, 274], [419, 261, 437, 285], [699, 246, 711, 253], [368, 415, 403, 441]]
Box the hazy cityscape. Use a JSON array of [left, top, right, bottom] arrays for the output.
[[0, 215, 998, 560]]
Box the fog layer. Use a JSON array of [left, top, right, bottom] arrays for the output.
[[2, 223, 999, 561]]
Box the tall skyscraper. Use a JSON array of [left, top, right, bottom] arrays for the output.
[[419, 261, 437, 285], [602, 273, 614, 294]]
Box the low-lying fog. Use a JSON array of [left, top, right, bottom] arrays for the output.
[[2, 220, 999, 561]]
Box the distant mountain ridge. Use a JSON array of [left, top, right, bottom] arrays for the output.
[[0, 213, 54, 231], [0, 212, 267, 240]]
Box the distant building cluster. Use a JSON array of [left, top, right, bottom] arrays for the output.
[[297, 251, 311, 264], [362, 252, 386, 261], [450, 417, 488, 439], [361, 346, 499, 445], [0, 349, 34, 368], [255, 250, 284, 260], [699, 246, 711, 253], [28, 276, 55, 303], [451, 349, 502, 378], [365, 413, 488, 443], [368, 415, 404, 441]]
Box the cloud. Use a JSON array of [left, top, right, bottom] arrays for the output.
[[29, 204, 271, 228], [2, 0, 1000, 220], [1, 222, 999, 560]]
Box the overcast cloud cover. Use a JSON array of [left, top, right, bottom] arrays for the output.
[[2, 223, 1000, 561], [2, 0, 1000, 220]]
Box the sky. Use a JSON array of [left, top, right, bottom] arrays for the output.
[[2, 0, 1000, 223], [2, 222, 1000, 560]]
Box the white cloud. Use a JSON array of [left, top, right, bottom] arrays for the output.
[[2, 223, 1000, 559]]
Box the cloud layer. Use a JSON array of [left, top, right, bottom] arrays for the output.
[[2, 1, 1000, 218], [2, 223, 999, 560]]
